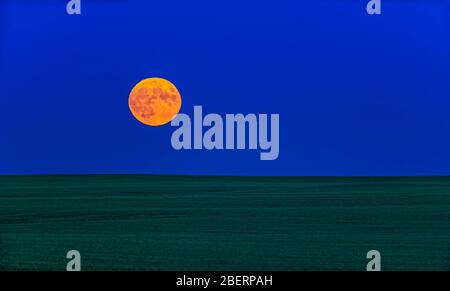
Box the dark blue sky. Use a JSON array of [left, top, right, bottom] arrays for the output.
[[1, 0, 450, 176]]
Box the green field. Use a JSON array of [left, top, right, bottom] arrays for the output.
[[0, 175, 449, 271]]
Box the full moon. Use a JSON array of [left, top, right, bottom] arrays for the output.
[[128, 77, 182, 126]]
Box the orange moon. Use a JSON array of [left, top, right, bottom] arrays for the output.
[[128, 78, 182, 126]]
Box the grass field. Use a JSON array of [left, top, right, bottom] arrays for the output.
[[0, 175, 449, 271]]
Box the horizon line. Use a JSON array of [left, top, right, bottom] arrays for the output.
[[1, 173, 450, 178]]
